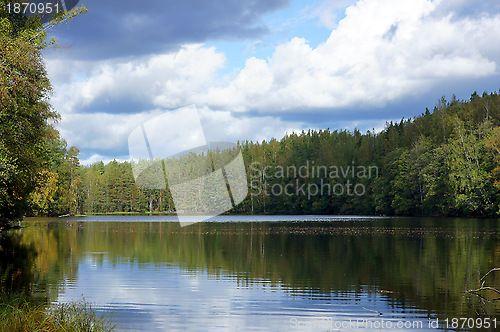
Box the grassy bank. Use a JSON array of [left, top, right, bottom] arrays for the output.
[[0, 294, 116, 332]]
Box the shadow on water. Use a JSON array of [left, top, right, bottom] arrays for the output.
[[0, 229, 118, 332], [0, 224, 75, 305], [0, 231, 37, 297]]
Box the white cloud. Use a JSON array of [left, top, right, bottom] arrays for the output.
[[48, 0, 500, 116], [200, 0, 500, 112], [45, 0, 500, 161], [57, 106, 305, 164], [197, 106, 303, 143], [47, 44, 226, 114], [55, 110, 165, 159]]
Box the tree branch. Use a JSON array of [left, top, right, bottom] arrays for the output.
[[466, 268, 500, 303]]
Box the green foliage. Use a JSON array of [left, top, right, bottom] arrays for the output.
[[0, 1, 86, 227], [0, 11, 55, 225]]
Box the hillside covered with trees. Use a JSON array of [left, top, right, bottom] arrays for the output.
[[28, 91, 500, 218]]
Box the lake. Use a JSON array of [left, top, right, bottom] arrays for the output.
[[14, 215, 500, 331]]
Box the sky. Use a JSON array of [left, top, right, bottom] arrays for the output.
[[43, 0, 500, 165]]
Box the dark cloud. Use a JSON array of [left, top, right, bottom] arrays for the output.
[[433, 0, 500, 20], [48, 0, 290, 60]]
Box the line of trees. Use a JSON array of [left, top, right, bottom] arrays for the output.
[[28, 91, 500, 217], [1, 0, 498, 220]]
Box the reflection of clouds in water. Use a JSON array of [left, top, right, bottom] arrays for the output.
[[56, 259, 432, 331]]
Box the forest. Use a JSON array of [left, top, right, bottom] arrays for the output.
[[2, 0, 498, 221], [26, 91, 500, 218]]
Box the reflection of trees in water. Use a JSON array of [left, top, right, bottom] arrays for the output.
[[19, 222, 81, 303], [0, 224, 80, 305], [18, 219, 500, 317], [0, 232, 37, 297]]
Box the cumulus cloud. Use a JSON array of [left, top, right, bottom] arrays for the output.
[[50, 0, 500, 116], [197, 106, 303, 143], [47, 0, 500, 161], [201, 0, 500, 112], [56, 106, 304, 164], [47, 44, 226, 114], [56, 111, 156, 156]]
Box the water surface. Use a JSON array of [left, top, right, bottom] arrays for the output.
[[19, 216, 500, 331]]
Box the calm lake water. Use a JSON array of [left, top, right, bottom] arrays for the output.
[[15, 216, 500, 331]]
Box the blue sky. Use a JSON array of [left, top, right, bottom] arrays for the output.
[[43, 0, 500, 164]]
